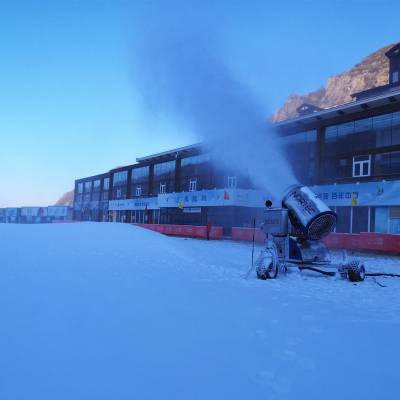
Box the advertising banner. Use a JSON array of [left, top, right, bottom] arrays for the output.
[[109, 197, 159, 211], [312, 180, 400, 207], [158, 189, 267, 208]]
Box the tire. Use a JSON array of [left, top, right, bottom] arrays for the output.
[[348, 263, 365, 282], [256, 260, 278, 280]]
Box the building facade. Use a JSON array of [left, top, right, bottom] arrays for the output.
[[73, 145, 266, 234], [0, 206, 72, 224], [73, 43, 400, 235]]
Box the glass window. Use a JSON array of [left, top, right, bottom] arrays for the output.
[[132, 166, 149, 183], [93, 180, 101, 191], [374, 151, 400, 176], [353, 155, 371, 177], [227, 176, 237, 188], [393, 71, 399, 83], [352, 207, 369, 233], [392, 112, 400, 145], [154, 160, 175, 177], [77, 183, 83, 194], [135, 186, 142, 196], [159, 183, 166, 194], [390, 206, 400, 218], [181, 153, 211, 167], [336, 207, 351, 233], [84, 181, 92, 192], [113, 171, 128, 186], [374, 114, 392, 147], [103, 178, 110, 191], [189, 179, 197, 192]]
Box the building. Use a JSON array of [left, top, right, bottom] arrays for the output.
[[0, 206, 73, 224], [277, 42, 400, 234], [73, 145, 266, 234], [73, 43, 400, 235]]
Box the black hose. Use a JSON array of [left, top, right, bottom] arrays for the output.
[[366, 272, 400, 278], [298, 266, 336, 276]]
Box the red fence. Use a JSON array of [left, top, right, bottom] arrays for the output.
[[323, 232, 400, 254], [231, 227, 400, 254], [133, 224, 400, 254], [133, 223, 224, 239], [232, 227, 265, 243]]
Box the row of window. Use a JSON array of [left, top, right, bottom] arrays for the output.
[[323, 150, 400, 180], [324, 111, 400, 155], [77, 178, 109, 194]]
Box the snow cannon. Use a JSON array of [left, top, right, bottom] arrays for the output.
[[282, 184, 337, 240], [254, 185, 365, 283]]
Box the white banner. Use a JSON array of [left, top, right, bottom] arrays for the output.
[[109, 197, 159, 211], [158, 189, 268, 208], [312, 180, 400, 207]]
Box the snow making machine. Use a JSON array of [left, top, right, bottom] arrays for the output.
[[255, 184, 366, 282]]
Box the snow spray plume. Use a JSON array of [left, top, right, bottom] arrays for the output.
[[134, 32, 297, 199]]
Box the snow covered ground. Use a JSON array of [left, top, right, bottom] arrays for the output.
[[1, 223, 399, 400]]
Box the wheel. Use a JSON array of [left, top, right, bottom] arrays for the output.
[[347, 262, 365, 282], [256, 260, 278, 280]]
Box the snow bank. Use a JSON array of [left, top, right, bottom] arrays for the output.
[[1, 223, 399, 399]]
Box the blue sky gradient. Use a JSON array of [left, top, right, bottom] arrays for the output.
[[0, 0, 399, 206]]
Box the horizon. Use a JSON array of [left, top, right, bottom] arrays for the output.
[[1, 0, 400, 207]]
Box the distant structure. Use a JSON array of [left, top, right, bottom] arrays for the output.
[[0, 206, 72, 224], [72, 43, 400, 236]]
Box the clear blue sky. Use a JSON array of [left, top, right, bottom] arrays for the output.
[[0, 0, 399, 206]]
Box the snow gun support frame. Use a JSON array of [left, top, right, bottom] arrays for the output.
[[255, 185, 366, 282]]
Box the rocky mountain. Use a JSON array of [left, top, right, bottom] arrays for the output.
[[55, 190, 74, 206], [272, 43, 395, 122]]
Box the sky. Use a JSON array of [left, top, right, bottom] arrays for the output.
[[0, 0, 399, 207]]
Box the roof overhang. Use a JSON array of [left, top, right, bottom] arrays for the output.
[[274, 87, 400, 132], [136, 142, 203, 163]]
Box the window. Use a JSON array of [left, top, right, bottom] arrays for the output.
[[84, 181, 92, 192], [181, 153, 211, 167], [116, 188, 122, 199], [390, 207, 400, 219], [159, 183, 166, 194], [154, 160, 175, 177], [77, 183, 83, 194], [353, 155, 370, 177], [93, 180, 101, 191], [103, 178, 110, 191], [113, 171, 128, 186], [393, 71, 399, 83], [189, 178, 197, 192], [227, 176, 237, 188], [135, 185, 142, 197], [132, 166, 149, 183]]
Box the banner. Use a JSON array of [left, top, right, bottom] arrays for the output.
[[312, 180, 400, 207], [157, 189, 268, 208], [109, 197, 159, 211]]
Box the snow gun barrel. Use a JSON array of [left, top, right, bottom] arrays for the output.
[[282, 184, 337, 240]]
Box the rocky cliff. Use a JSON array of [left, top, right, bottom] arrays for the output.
[[272, 43, 395, 122]]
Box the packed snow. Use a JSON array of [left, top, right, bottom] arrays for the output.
[[1, 223, 399, 400]]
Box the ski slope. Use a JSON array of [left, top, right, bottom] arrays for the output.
[[1, 223, 399, 400]]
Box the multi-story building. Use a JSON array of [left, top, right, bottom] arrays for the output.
[[74, 144, 266, 234], [277, 43, 400, 234], [73, 43, 400, 235]]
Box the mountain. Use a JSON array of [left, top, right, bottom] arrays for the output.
[[55, 190, 74, 206], [272, 43, 395, 122]]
